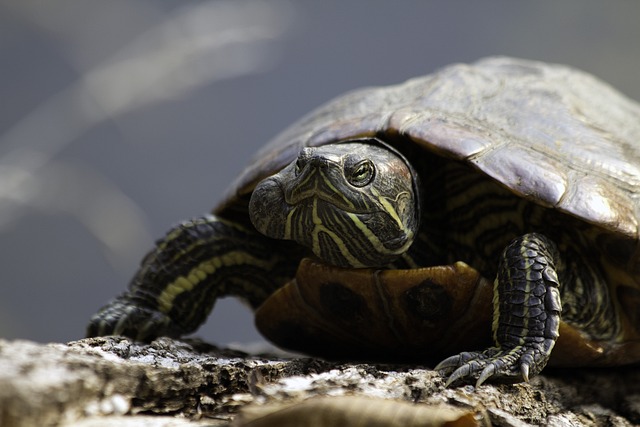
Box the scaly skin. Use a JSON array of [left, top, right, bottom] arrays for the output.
[[436, 233, 562, 386]]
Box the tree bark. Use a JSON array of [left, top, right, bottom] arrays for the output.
[[1, 337, 639, 426]]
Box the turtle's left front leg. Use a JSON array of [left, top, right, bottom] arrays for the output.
[[436, 233, 562, 387]]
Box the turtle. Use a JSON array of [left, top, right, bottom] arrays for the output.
[[87, 56, 640, 387]]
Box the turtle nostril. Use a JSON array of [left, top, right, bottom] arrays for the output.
[[311, 158, 328, 169], [295, 148, 312, 171], [296, 148, 327, 172]]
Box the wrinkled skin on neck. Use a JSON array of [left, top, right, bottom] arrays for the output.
[[249, 141, 419, 268]]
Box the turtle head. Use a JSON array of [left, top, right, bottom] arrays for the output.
[[249, 139, 420, 268]]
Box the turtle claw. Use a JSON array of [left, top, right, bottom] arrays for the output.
[[436, 348, 538, 387], [435, 352, 485, 387], [444, 362, 481, 388], [520, 362, 530, 383], [86, 297, 183, 341], [434, 355, 461, 373], [434, 351, 479, 372], [476, 364, 497, 387]]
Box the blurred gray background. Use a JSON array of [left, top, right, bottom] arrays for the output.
[[1, 1, 639, 346]]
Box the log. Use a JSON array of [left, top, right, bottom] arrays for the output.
[[1, 337, 639, 426]]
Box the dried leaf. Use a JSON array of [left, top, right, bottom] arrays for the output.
[[232, 395, 482, 427]]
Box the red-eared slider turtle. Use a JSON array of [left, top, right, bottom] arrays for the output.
[[87, 57, 640, 386]]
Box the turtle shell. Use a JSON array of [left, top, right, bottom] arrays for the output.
[[213, 57, 640, 363], [255, 258, 494, 363], [255, 258, 636, 366], [218, 56, 640, 241]]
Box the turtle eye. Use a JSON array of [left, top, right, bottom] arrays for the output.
[[348, 160, 375, 187]]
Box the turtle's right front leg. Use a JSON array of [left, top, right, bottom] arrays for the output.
[[87, 214, 299, 341], [436, 233, 562, 386]]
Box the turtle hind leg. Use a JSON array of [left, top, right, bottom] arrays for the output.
[[86, 214, 299, 341], [436, 233, 562, 387]]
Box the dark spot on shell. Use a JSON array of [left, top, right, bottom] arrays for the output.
[[404, 280, 452, 322], [319, 282, 367, 321], [268, 320, 314, 349]]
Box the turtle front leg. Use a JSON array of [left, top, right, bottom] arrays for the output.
[[87, 214, 299, 341], [436, 233, 562, 387]]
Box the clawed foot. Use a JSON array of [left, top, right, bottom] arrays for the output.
[[435, 345, 547, 387], [436, 234, 561, 388], [86, 297, 183, 341]]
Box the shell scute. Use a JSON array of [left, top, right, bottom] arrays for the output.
[[221, 57, 640, 242], [255, 259, 494, 362]]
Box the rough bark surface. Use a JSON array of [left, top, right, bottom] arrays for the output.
[[1, 336, 639, 426]]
